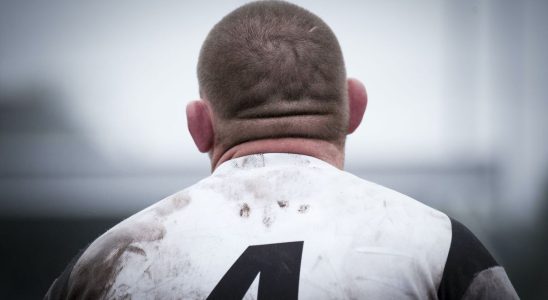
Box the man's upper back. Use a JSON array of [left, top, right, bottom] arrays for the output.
[[45, 153, 517, 299]]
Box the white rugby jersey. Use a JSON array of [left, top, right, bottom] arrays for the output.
[[46, 153, 518, 299]]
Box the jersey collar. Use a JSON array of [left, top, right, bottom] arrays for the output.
[[213, 153, 336, 176]]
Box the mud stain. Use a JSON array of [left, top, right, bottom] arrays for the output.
[[234, 154, 265, 169], [144, 266, 152, 280], [172, 193, 191, 209], [298, 204, 310, 213], [311, 255, 323, 270], [244, 179, 269, 200], [277, 200, 289, 208], [263, 216, 274, 227], [155, 192, 191, 218], [240, 203, 250, 217], [111, 284, 131, 300], [262, 205, 276, 227], [67, 219, 166, 299], [126, 245, 146, 257]]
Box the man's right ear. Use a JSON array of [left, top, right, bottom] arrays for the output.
[[186, 100, 214, 153]]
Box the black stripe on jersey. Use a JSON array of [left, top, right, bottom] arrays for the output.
[[437, 218, 499, 300]]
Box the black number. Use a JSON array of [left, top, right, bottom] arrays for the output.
[[207, 241, 304, 300]]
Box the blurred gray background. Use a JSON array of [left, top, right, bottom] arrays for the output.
[[1, 0, 547, 298]]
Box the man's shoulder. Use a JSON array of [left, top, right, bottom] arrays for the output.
[[341, 169, 451, 225], [45, 190, 192, 299], [438, 218, 519, 300]]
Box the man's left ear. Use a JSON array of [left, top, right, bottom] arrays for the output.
[[186, 100, 214, 153], [347, 78, 367, 134]]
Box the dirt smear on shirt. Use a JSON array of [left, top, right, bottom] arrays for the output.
[[65, 195, 182, 299], [240, 203, 251, 217], [298, 204, 310, 213]]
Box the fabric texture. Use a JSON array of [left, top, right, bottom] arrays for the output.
[[45, 153, 517, 299]]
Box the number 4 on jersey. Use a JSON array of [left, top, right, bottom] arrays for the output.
[[207, 241, 304, 300]]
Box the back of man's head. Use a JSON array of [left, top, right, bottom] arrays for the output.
[[197, 0, 348, 152]]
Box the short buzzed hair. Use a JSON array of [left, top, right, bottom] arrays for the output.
[[198, 0, 347, 151]]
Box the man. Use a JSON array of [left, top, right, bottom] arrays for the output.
[[46, 1, 518, 299]]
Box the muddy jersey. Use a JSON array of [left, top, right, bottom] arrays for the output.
[[45, 153, 518, 299]]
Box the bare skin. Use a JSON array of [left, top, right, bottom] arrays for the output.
[[217, 138, 346, 170], [187, 78, 367, 171]]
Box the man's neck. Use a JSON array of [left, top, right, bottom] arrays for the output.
[[211, 138, 345, 171]]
